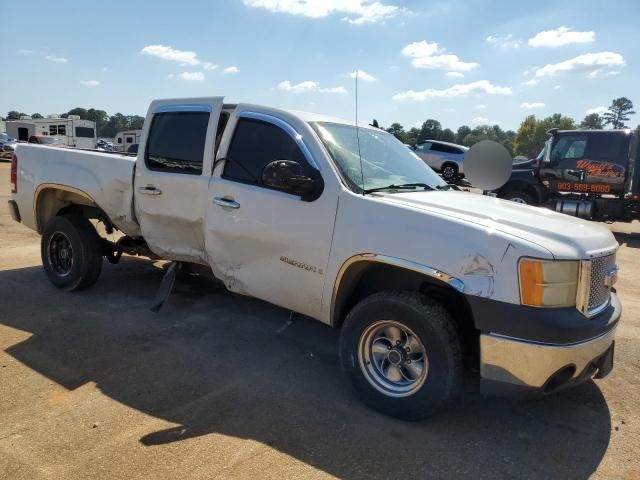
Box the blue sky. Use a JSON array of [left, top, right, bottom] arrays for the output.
[[1, 0, 638, 131]]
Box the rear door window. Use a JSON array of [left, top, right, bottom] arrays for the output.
[[145, 112, 209, 175]]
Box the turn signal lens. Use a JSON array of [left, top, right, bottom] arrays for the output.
[[519, 259, 579, 308]]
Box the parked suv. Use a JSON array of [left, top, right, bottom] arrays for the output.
[[412, 140, 467, 182]]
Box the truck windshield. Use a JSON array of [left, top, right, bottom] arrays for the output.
[[311, 122, 446, 193]]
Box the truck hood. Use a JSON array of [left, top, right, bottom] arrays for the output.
[[375, 190, 618, 259]]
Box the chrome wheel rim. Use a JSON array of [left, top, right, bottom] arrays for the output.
[[48, 231, 74, 276], [509, 197, 527, 204], [442, 166, 456, 181], [358, 320, 429, 397]]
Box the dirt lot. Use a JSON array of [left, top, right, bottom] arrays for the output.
[[0, 162, 639, 479]]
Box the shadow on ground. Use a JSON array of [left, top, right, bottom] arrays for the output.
[[0, 257, 612, 479], [613, 231, 640, 249]]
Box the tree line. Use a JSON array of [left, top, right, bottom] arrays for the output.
[[3, 108, 145, 138], [382, 97, 637, 159], [3, 97, 637, 155]]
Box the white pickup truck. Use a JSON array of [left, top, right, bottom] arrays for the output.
[[8, 97, 621, 420]]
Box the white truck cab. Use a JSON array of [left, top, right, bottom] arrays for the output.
[[8, 97, 620, 420]]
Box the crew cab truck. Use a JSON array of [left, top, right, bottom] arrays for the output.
[[8, 97, 621, 420], [495, 128, 640, 222]]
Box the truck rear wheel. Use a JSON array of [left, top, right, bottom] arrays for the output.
[[41, 215, 103, 291], [502, 191, 536, 205], [339, 291, 462, 420]]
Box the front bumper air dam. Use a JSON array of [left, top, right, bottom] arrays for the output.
[[480, 325, 616, 392]]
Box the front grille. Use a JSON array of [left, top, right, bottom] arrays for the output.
[[588, 254, 616, 311]]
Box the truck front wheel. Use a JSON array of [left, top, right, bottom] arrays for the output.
[[502, 191, 536, 205], [41, 215, 103, 291], [340, 291, 462, 420]]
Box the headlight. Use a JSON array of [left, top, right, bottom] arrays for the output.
[[519, 259, 579, 307]]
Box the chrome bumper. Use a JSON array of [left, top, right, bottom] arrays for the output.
[[480, 325, 616, 389]]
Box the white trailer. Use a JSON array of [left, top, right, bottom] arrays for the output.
[[0, 119, 6, 133], [114, 130, 142, 151], [6, 115, 96, 149]]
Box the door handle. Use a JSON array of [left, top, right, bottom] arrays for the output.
[[138, 186, 162, 196], [213, 196, 240, 209]]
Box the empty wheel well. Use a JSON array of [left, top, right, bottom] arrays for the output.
[[332, 261, 479, 366], [35, 187, 113, 234]]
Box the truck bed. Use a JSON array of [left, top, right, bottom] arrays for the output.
[[12, 144, 140, 236]]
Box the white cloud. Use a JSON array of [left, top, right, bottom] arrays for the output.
[[17, 49, 35, 55], [223, 66, 240, 73], [535, 51, 625, 77], [243, 0, 402, 24], [80, 80, 100, 87], [102, 67, 109, 72], [521, 78, 539, 87], [401, 40, 440, 58], [554, 85, 561, 89], [528, 26, 595, 47], [586, 106, 607, 114], [486, 34, 521, 49], [521, 102, 545, 109], [471, 117, 497, 125], [475, 104, 486, 110], [45, 55, 67, 63], [141, 45, 200, 65], [446, 72, 464, 78], [169, 72, 205, 81], [140, 45, 219, 73], [588, 69, 621, 78], [401, 40, 478, 72], [278, 80, 346, 94], [392, 80, 512, 101], [348, 70, 376, 82]]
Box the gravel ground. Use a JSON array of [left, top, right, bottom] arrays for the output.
[[0, 162, 638, 479]]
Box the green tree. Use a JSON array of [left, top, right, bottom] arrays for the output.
[[6, 110, 26, 120], [64, 107, 89, 119], [580, 113, 604, 129], [603, 97, 635, 129], [86, 109, 109, 136], [514, 115, 539, 158], [126, 115, 145, 130], [514, 113, 575, 158], [440, 128, 455, 143], [405, 127, 420, 145], [370, 119, 380, 128], [419, 119, 442, 143], [386, 122, 405, 141], [455, 125, 471, 145], [31, 113, 44, 119]]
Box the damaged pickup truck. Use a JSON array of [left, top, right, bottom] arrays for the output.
[[8, 97, 621, 420]]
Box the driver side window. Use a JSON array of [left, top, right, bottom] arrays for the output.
[[550, 135, 587, 167], [223, 118, 311, 189]]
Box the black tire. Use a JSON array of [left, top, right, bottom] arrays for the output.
[[340, 291, 462, 421], [502, 190, 536, 205], [41, 215, 103, 291], [440, 163, 458, 182]]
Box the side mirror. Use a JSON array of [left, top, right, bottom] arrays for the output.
[[262, 160, 323, 201]]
